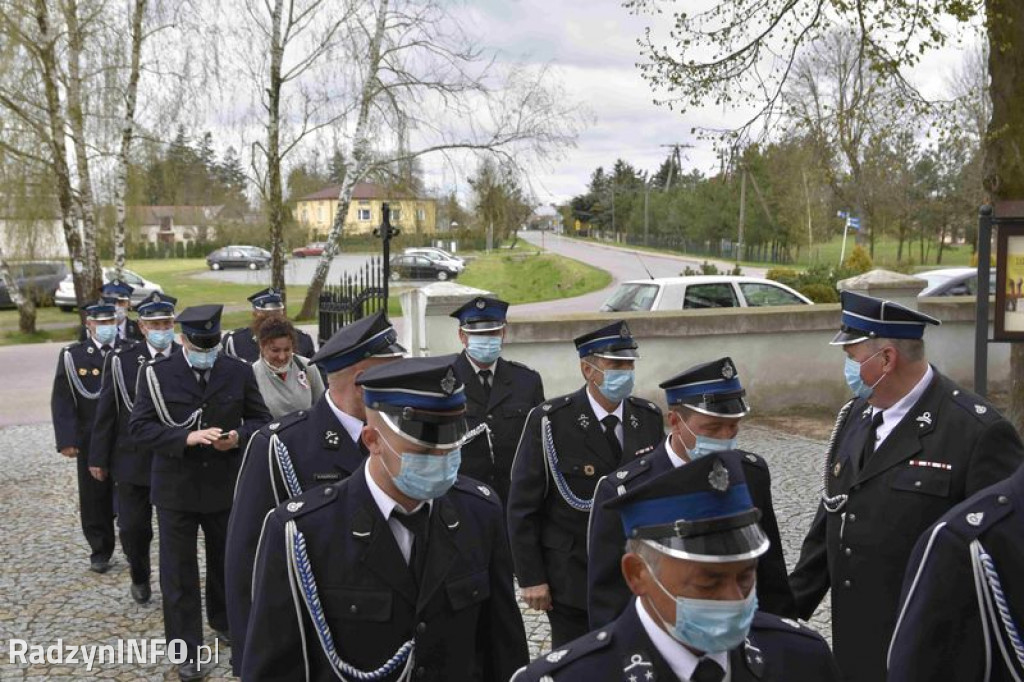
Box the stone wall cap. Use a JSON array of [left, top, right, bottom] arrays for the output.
[[837, 268, 927, 292]]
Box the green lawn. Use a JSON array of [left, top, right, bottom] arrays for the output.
[[0, 251, 610, 345]]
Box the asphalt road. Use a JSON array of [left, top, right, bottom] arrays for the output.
[[509, 231, 766, 317]]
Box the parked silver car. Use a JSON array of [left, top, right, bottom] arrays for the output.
[[55, 267, 163, 311]]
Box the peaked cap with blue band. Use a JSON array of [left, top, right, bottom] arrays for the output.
[[357, 354, 468, 449], [450, 296, 508, 332], [248, 287, 285, 311], [100, 279, 134, 303], [84, 302, 116, 321], [137, 291, 177, 319], [605, 452, 769, 563], [574, 320, 640, 360], [660, 357, 749, 418], [310, 311, 405, 373], [175, 304, 223, 349], [831, 290, 940, 346]]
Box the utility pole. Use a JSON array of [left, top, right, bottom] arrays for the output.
[[737, 170, 747, 261], [659, 143, 695, 190], [644, 183, 650, 247]]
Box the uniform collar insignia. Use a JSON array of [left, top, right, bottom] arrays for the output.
[[744, 639, 765, 677], [324, 430, 340, 449], [975, 404, 987, 415], [966, 511, 985, 527], [709, 459, 729, 492], [577, 413, 590, 429], [623, 653, 655, 682], [915, 412, 932, 427], [286, 501, 304, 512], [629, 414, 640, 429]]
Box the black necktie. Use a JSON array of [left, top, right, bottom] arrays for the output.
[[601, 415, 623, 461], [479, 369, 492, 390], [692, 658, 725, 682], [393, 505, 430, 584], [861, 410, 885, 468], [196, 370, 208, 392], [101, 344, 112, 357]]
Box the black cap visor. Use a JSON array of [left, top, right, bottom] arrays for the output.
[[830, 325, 873, 346], [633, 514, 770, 563], [676, 393, 750, 419], [185, 333, 221, 350], [461, 320, 506, 332], [377, 408, 468, 450]]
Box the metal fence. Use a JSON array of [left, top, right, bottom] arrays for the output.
[[317, 255, 386, 345]]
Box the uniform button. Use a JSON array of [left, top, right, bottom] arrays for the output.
[[202, 462, 208, 468], [487, 414, 493, 420], [349, 605, 358, 614], [843, 580, 852, 588], [471, 589, 480, 597], [848, 514, 857, 522], [844, 547, 852, 556], [914, 481, 922, 488], [416, 622, 427, 634], [998, 495, 1010, 505]]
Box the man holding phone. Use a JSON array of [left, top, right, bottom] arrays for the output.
[[130, 304, 270, 682]]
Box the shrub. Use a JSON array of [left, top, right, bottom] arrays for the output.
[[798, 283, 840, 304], [843, 244, 873, 273], [765, 268, 800, 288], [970, 253, 996, 267]]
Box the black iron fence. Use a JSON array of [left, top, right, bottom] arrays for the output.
[[318, 255, 386, 345]]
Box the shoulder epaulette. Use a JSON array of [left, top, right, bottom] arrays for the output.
[[608, 456, 653, 489], [538, 394, 573, 415], [505, 359, 540, 375], [628, 395, 662, 414], [950, 388, 1003, 424], [944, 490, 1015, 541], [274, 482, 339, 520], [522, 628, 614, 677], [265, 409, 310, 435], [452, 477, 500, 505], [751, 612, 827, 641], [737, 450, 768, 470]]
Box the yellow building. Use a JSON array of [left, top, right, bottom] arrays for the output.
[[295, 183, 437, 240]]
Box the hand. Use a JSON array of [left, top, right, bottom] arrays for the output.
[[521, 583, 552, 612], [186, 428, 223, 447], [89, 467, 107, 482], [59, 447, 79, 458], [212, 430, 239, 451]]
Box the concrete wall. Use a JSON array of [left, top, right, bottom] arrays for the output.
[[400, 283, 1007, 414]]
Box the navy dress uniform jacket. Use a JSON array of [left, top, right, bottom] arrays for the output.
[[511, 603, 841, 682], [587, 441, 796, 628], [223, 325, 316, 362], [507, 388, 664, 610], [242, 466, 529, 682], [789, 369, 1024, 682], [225, 397, 367, 674], [888, 465, 1024, 682], [52, 340, 113, 452], [89, 340, 179, 486], [453, 352, 544, 503], [129, 351, 271, 513]]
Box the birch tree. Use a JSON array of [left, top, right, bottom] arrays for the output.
[[295, 0, 584, 318]]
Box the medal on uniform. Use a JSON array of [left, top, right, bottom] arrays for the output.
[[78, 368, 88, 376], [833, 460, 843, 477], [92, 368, 100, 376]]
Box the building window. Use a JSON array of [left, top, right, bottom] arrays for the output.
[[416, 208, 426, 221], [390, 208, 401, 222], [358, 208, 371, 221], [301, 208, 308, 223], [319, 205, 324, 219]]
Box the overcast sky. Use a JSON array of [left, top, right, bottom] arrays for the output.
[[435, 0, 981, 208]]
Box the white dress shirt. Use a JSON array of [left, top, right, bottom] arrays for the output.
[[587, 385, 624, 447], [665, 435, 687, 468], [867, 364, 934, 452], [364, 461, 431, 564], [635, 598, 731, 681], [147, 343, 168, 360], [325, 391, 366, 445]]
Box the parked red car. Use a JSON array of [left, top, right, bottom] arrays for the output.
[[292, 241, 329, 258]]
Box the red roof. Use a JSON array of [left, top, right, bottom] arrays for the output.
[[299, 183, 422, 201]]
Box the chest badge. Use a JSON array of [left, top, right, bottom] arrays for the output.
[[577, 413, 590, 429], [623, 653, 655, 682], [87, 346, 95, 355], [78, 368, 88, 376], [92, 368, 100, 376], [833, 460, 843, 478]]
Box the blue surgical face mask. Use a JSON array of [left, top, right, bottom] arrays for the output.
[[589, 362, 635, 403], [679, 418, 737, 460], [187, 346, 220, 370], [844, 349, 886, 399], [645, 559, 758, 653], [93, 324, 116, 345], [380, 433, 461, 500], [114, 307, 127, 324], [466, 335, 502, 365], [147, 329, 175, 351]]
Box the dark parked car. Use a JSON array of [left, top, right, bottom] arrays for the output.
[[292, 242, 328, 258], [389, 254, 460, 281], [206, 245, 272, 270], [0, 261, 69, 308]]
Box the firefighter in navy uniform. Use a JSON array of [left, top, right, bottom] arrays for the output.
[[789, 290, 1024, 682], [450, 295, 544, 503], [222, 287, 315, 361], [89, 292, 180, 604], [242, 355, 529, 681], [225, 310, 405, 674], [51, 302, 119, 573], [888, 463, 1024, 682], [507, 320, 664, 647], [130, 304, 270, 682], [77, 279, 143, 343], [513, 454, 841, 682], [587, 358, 796, 629]]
